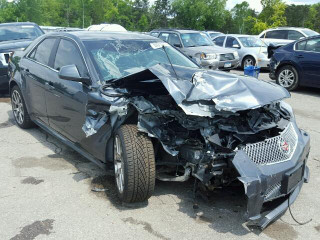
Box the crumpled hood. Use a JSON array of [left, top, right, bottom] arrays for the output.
[[147, 64, 290, 113], [111, 63, 290, 114], [184, 45, 235, 55]]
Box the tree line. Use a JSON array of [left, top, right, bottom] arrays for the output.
[[0, 0, 319, 34]]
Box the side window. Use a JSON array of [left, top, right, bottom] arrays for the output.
[[225, 37, 240, 48], [168, 33, 182, 47], [305, 38, 320, 53], [265, 30, 287, 39], [213, 36, 225, 47], [288, 30, 304, 40], [29, 38, 56, 66], [159, 33, 169, 42], [54, 39, 87, 76], [296, 40, 307, 50]]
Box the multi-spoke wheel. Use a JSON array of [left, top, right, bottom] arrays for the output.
[[276, 65, 299, 91], [242, 56, 256, 69], [113, 124, 155, 203], [10, 85, 34, 128]]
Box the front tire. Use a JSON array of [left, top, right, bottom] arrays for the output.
[[10, 85, 34, 129], [113, 124, 155, 203], [242, 56, 256, 69], [276, 65, 299, 91]]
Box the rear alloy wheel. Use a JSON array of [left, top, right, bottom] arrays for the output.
[[11, 86, 34, 129], [242, 56, 256, 68], [276, 65, 299, 91], [113, 124, 155, 203]]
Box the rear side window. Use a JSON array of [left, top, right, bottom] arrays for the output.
[[54, 39, 87, 76], [264, 30, 287, 39], [159, 33, 169, 42], [305, 38, 320, 53], [29, 38, 56, 66], [288, 30, 304, 40], [213, 36, 225, 46]]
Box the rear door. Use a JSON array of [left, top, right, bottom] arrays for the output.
[[45, 38, 90, 143], [294, 38, 320, 86], [23, 38, 58, 124]]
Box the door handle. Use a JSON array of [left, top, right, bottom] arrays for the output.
[[296, 55, 304, 58]]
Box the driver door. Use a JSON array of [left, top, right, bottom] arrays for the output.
[[45, 38, 89, 143]]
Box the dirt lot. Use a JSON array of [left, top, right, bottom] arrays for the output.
[[1, 71, 320, 240]]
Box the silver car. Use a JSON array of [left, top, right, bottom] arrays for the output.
[[213, 34, 270, 69], [150, 29, 240, 70]]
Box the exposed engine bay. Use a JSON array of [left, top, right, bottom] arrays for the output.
[[82, 63, 310, 229]]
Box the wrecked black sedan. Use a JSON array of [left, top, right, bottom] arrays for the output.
[[8, 32, 310, 229]]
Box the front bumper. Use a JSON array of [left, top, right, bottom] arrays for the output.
[[200, 58, 219, 70], [269, 57, 278, 80], [218, 59, 240, 70], [257, 58, 270, 68], [0, 66, 9, 91], [232, 126, 310, 229]]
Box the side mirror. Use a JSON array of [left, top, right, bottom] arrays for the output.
[[58, 65, 90, 85], [232, 44, 240, 49], [173, 43, 182, 48]]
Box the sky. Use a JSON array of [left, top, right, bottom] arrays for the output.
[[226, 0, 320, 12]]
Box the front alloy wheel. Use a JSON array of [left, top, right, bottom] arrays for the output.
[[11, 89, 24, 125], [10, 85, 34, 129]]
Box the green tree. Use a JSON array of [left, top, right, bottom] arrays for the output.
[[285, 4, 310, 28], [231, 1, 256, 34]]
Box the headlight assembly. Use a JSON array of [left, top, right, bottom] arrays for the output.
[[200, 53, 217, 60]]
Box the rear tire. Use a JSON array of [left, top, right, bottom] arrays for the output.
[[10, 85, 34, 129], [276, 65, 299, 91], [113, 124, 155, 203]]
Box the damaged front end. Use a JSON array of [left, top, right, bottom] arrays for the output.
[[83, 63, 310, 229]]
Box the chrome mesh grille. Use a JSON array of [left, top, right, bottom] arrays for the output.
[[264, 182, 282, 201], [242, 123, 298, 165]]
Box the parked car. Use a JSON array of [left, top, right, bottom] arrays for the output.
[[87, 24, 127, 32], [40, 26, 83, 33], [205, 31, 223, 40], [9, 31, 310, 230], [213, 34, 270, 69], [150, 29, 240, 70], [269, 35, 320, 90], [0, 22, 44, 91], [258, 27, 319, 46]]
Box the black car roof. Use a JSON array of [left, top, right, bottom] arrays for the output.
[[0, 22, 40, 27], [44, 31, 160, 41]]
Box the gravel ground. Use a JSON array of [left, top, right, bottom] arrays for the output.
[[0, 71, 320, 240]]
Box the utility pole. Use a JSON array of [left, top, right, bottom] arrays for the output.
[[82, 0, 85, 29]]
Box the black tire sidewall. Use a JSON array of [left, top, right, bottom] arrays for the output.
[[10, 86, 32, 128], [276, 65, 299, 91], [242, 56, 256, 69]]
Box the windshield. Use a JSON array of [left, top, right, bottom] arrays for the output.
[[181, 33, 213, 47], [238, 37, 267, 47], [0, 25, 43, 42], [301, 29, 319, 37], [83, 40, 199, 82]]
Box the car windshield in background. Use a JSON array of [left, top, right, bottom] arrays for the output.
[[239, 37, 267, 47], [83, 40, 199, 81], [301, 29, 319, 37], [181, 33, 213, 47], [0, 25, 42, 42]]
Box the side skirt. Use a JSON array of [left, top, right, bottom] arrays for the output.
[[34, 119, 108, 171]]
